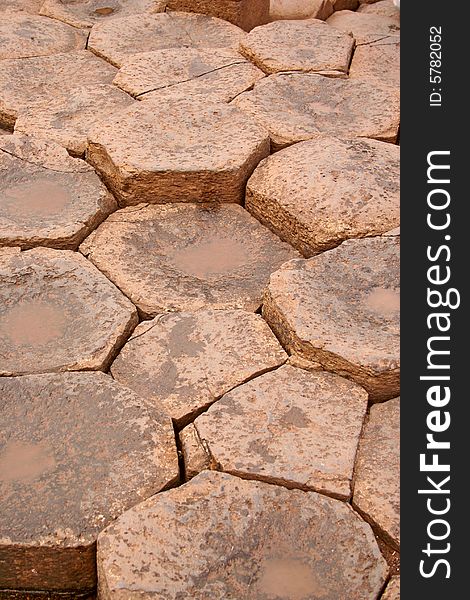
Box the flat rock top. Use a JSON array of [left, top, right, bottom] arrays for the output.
[[269, 0, 334, 20], [382, 576, 400, 600], [88, 11, 246, 67], [327, 9, 399, 43], [98, 471, 388, 600], [349, 35, 400, 86], [0, 247, 137, 376], [0, 13, 86, 60], [190, 365, 368, 499], [0, 0, 43, 13], [240, 19, 354, 76], [353, 398, 400, 549], [358, 0, 400, 17], [111, 310, 287, 426], [80, 203, 298, 316], [232, 72, 400, 148], [246, 135, 400, 256]]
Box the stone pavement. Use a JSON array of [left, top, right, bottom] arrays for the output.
[[0, 0, 400, 598]]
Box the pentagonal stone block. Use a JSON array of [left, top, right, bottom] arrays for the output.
[[0, 13, 86, 60], [80, 203, 298, 316], [246, 135, 400, 256], [269, 0, 334, 21], [263, 237, 400, 401], [87, 97, 270, 205], [0, 51, 117, 129], [111, 310, 287, 427], [353, 398, 400, 549], [97, 471, 388, 599], [40, 0, 167, 29], [0, 0, 42, 14], [0, 247, 138, 376], [350, 35, 400, 88], [0, 371, 178, 593], [358, 0, 400, 17], [166, 0, 270, 31], [240, 19, 354, 76], [0, 134, 116, 249], [382, 576, 400, 600], [186, 366, 368, 499], [113, 48, 265, 102], [232, 72, 400, 149], [88, 12, 245, 67], [14, 84, 134, 157], [327, 9, 399, 43]]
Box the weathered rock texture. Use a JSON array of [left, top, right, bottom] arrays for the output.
[[358, 0, 400, 17], [270, 0, 334, 21], [166, 0, 270, 31], [350, 35, 400, 88], [382, 576, 400, 599], [327, 9, 400, 43], [0, 0, 43, 14]]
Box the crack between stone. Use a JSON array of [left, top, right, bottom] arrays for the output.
[[0, 147, 88, 174]]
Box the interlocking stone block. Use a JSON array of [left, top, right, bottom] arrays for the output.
[[166, 0, 270, 31], [358, 0, 400, 17], [269, 0, 333, 21], [263, 237, 400, 401], [350, 35, 400, 88], [0, 247, 138, 376], [0, 0, 42, 14], [246, 135, 400, 256], [327, 9, 399, 43], [0, 371, 178, 593], [382, 576, 400, 600]]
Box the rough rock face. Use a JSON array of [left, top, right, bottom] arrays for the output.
[[331, 0, 359, 9], [0, 134, 116, 249], [0, 371, 178, 593], [382, 576, 400, 599], [327, 9, 400, 43], [353, 398, 400, 549], [270, 0, 334, 21], [358, 0, 400, 17], [111, 310, 287, 426], [0, 247, 138, 376], [240, 19, 354, 76], [246, 135, 400, 256], [350, 35, 400, 88], [97, 471, 388, 599], [0, 0, 43, 13], [263, 237, 400, 401], [166, 0, 270, 31], [87, 97, 270, 205], [80, 203, 299, 316]]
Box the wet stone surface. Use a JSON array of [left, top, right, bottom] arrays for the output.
[[97, 471, 388, 599], [80, 203, 299, 316], [263, 237, 400, 401], [111, 309, 287, 427], [166, 0, 271, 31], [246, 135, 400, 256], [185, 365, 368, 499], [0, 247, 138, 376], [0, 371, 178, 593]]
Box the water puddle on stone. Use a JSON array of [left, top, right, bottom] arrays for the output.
[[256, 557, 326, 599], [172, 238, 250, 278], [2, 178, 71, 216], [0, 300, 67, 346], [364, 287, 400, 314], [0, 440, 56, 483]]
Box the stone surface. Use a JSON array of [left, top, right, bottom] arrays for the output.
[[0, 371, 178, 593], [331, 0, 358, 10], [111, 310, 287, 427], [0, 51, 117, 129], [40, 0, 166, 29], [327, 10, 400, 43], [0, 134, 116, 249], [232, 72, 400, 149], [246, 135, 400, 256], [270, 0, 333, 21], [97, 471, 388, 600], [353, 398, 400, 549], [186, 366, 368, 499], [113, 47, 265, 102], [382, 576, 400, 600], [167, 0, 270, 31], [0, 0, 42, 14], [263, 237, 400, 401], [350, 35, 400, 88], [87, 97, 270, 205], [0, 13, 86, 60], [81, 203, 298, 316], [0, 247, 138, 376], [180, 423, 211, 479], [358, 0, 400, 17], [240, 19, 354, 76], [14, 84, 134, 157], [88, 12, 246, 67]]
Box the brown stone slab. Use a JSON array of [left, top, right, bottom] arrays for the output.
[[0, 134, 116, 249], [240, 19, 354, 76], [111, 309, 287, 426], [97, 471, 388, 599], [0, 13, 86, 60], [232, 72, 400, 149], [246, 135, 399, 256], [358, 0, 400, 17], [269, 0, 334, 21], [350, 35, 400, 88], [88, 12, 246, 67], [80, 203, 298, 316], [0, 51, 117, 130], [186, 365, 368, 499], [87, 96, 270, 205], [166, 0, 270, 31], [0, 247, 138, 376], [263, 237, 400, 401], [0, 371, 178, 593], [180, 423, 211, 479], [353, 398, 400, 549], [331, 0, 359, 9], [327, 9, 399, 43], [382, 576, 400, 599]]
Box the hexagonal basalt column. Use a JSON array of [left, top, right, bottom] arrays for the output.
[[111, 310, 287, 427], [0, 371, 178, 594], [358, 0, 400, 17], [0, 134, 116, 249], [246, 135, 400, 256], [166, 0, 270, 31], [269, 0, 334, 21], [327, 9, 400, 43], [382, 576, 400, 600], [350, 35, 400, 89], [87, 97, 270, 205], [0, 247, 138, 376], [0, 0, 43, 14], [97, 471, 388, 599], [80, 203, 299, 316], [263, 237, 400, 401]]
